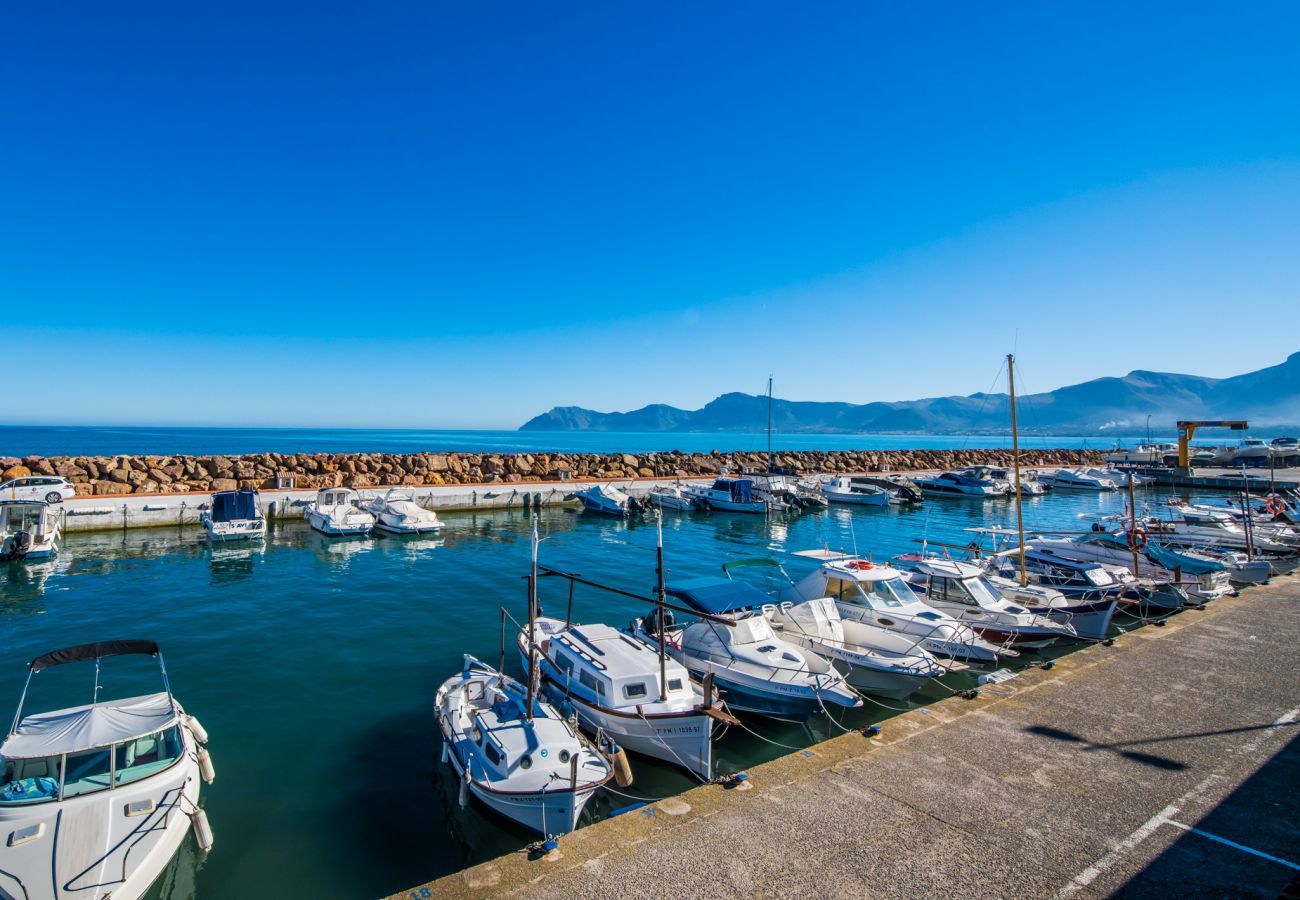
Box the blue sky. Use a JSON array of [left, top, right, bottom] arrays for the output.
[[3, 2, 1298, 428]]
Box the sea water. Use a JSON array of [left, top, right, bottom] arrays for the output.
[[0, 486, 1207, 899]]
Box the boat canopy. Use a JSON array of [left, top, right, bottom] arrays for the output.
[[713, 479, 754, 502], [1143, 542, 1225, 575], [721, 557, 782, 574], [211, 489, 259, 523], [667, 576, 770, 615], [30, 640, 159, 673], [1, 693, 177, 759]]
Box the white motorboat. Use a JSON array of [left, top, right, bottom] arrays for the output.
[[984, 571, 1116, 641], [436, 527, 612, 836], [1023, 534, 1234, 603], [1103, 442, 1178, 465], [574, 484, 637, 516], [762, 598, 943, 700], [641, 576, 861, 720], [689, 478, 767, 514], [201, 489, 266, 543], [793, 476, 830, 508], [435, 656, 611, 836], [521, 618, 730, 781], [0, 499, 61, 561], [305, 488, 375, 536], [915, 468, 1008, 498], [777, 550, 1010, 664], [900, 558, 1077, 648], [0, 640, 214, 900], [1079, 467, 1147, 488], [821, 476, 890, 507], [1015, 471, 1049, 496], [1211, 437, 1273, 467], [646, 484, 698, 511], [1037, 468, 1118, 491], [1144, 508, 1295, 555], [360, 488, 443, 534]]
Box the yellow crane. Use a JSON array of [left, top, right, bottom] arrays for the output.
[[1177, 420, 1248, 468]]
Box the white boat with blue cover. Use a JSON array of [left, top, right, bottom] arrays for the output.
[[201, 489, 266, 543], [647, 577, 861, 720], [0, 640, 214, 900], [690, 478, 767, 514], [0, 499, 61, 561]]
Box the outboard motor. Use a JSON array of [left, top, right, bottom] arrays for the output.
[[628, 495, 643, 514], [1, 530, 33, 561], [647, 606, 676, 637]]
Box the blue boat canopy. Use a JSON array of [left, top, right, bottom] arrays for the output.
[[1144, 542, 1224, 574], [1022, 550, 1105, 572], [713, 478, 754, 502], [211, 489, 259, 523], [666, 576, 770, 615]]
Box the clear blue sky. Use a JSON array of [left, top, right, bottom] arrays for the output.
[[3, 2, 1298, 428]]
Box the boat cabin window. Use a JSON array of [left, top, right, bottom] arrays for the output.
[[932, 577, 978, 607], [623, 682, 647, 700], [1083, 567, 1112, 587], [484, 742, 501, 766], [555, 651, 576, 676], [667, 678, 683, 692], [62, 748, 113, 798], [579, 670, 604, 696], [854, 576, 913, 608], [963, 577, 1003, 607], [0, 756, 61, 804], [114, 726, 184, 786]]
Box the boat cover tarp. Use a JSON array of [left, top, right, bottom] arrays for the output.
[[1, 692, 177, 759], [30, 640, 159, 672], [1144, 541, 1225, 575], [212, 489, 258, 523], [721, 557, 781, 573], [666, 576, 770, 615], [715, 479, 754, 502]]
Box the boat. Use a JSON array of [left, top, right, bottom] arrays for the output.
[[640, 576, 861, 720], [1144, 508, 1296, 556], [360, 488, 443, 534], [646, 484, 698, 511], [1023, 533, 1234, 603], [1103, 442, 1178, 465], [820, 476, 890, 506], [435, 526, 612, 836], [574, 484, 638, 516], [777, 550, 1010, 664], [305, 487, 375, 536], [840, 475, 924, 504], [200, 489, 266, 543], [900, 558, 1078, 647], [985, 572, 1116, 641], [915, 468, 1008, 498], [1037, 468, 1118, 491], [1211, 438, 1272, 467], [1079, 466, 1148, 488], [0, 499, 61, 561], [0, 640, 214, 900], [1016, 471, 1050, 496], [988, 548, 1184, 614], [1270, 437, 1299, 464], [690, 478, 767, 514]]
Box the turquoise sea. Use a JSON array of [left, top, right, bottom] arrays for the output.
[[0, 483, 1232, 899], [0, 425, 1147, 458]]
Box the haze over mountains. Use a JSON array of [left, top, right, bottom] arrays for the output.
[[520, 353, 1300, 435]]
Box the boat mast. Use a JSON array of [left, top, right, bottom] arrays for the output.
[[654, 510, 668, 703], [766, 376, 774, 470], [525, 518, 539, 722], [1007, 354, 1027, 586]]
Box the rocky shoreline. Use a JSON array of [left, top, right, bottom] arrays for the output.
[[0, 449, 1104, 496]]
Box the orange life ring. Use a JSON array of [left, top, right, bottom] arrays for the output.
[[1126, 527, 1149, 552], [1265, 496, 1286, 515], [848, 559, 874, 570]]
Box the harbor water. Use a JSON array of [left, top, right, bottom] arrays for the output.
[[0, 485, 1222, 898]]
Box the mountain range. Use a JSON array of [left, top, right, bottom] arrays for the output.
[[519, 352, 1300, 435]]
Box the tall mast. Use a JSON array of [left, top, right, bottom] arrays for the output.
[[525, 518, 539, 722], [654, 510, 668, 703], [1007, 354, 1027, 586], [766, 376, 774, 469]]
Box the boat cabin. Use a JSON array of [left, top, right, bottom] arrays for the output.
[[710, 478, 755, 503], [209, 489, 261, 524], [545, 623, 691, 708], [316, 488, 359, 508]]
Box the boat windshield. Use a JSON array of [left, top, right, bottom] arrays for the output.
[[963, 576, 1004, 607], [0, 725, 184, 805], [854, 575, 915, 609]]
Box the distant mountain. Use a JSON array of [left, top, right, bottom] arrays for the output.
[[519, 352, 1300, 434]]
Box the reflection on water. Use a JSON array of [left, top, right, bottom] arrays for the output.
[[0, 486, 1234, 899]]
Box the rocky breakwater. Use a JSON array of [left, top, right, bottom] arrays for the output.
[[0, 448, 1104, 497]]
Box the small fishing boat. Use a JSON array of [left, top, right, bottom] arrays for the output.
[[574, 484, 638, 516], [305, 487, 375, 536], [915, 468, 1008, 498], [436, 526, 613, 836], [0, 499, 61, 561], [201, 489, 266, 543], [1026, 534, 1234, 603], [691, 478, 767, 514], [900, 558, 1078, 647], [0, 640, 214, 900], [1037, 468, 1118, 491], [989, 549, 1184, 614], [360, 488, 443, 534], [644, 576, 861, 720], [778, 550, 1010, 664], [821, 476, 890, 506], [646, 484, 697, 511]]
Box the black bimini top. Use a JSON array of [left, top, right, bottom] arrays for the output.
[[30, 640, 160, 672]]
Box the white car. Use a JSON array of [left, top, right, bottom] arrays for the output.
[[1, 475, 76, 504]]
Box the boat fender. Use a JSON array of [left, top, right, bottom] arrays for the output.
[[458, 769, 471, 809], [440, 740, 449, 764], [611, 745, 634, 788], [197, 747, 216, 784], [190, 808, 214, 852], [183, 714, 209, 745]]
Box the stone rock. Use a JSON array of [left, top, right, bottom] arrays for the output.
[[2, 465, 31, 481], [209, 478, 239, 492], [92, 479, 133, 495]]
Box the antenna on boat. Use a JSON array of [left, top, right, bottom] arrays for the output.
[[525, 517, 539, 723], [654, 509, 668, 703], [766, 376, 774, 470], [1007, 353, 1028, 586]]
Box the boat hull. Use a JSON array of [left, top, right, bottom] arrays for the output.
[[833, 660, 930, 700], [1026, 599, 1117, 641]]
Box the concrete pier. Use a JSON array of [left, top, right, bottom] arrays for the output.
[[393, 578, 1300, 899]]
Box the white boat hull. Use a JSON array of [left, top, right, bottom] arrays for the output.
[[552, 688, 714, 781]]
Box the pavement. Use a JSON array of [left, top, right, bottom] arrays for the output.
[[393, 576, 1300, 900]]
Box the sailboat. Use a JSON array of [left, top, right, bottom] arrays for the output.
[[434, 523, 612, 836], [748, 378, 819, 512]]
